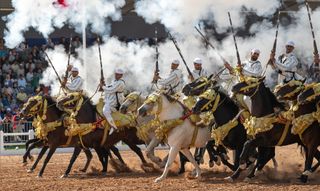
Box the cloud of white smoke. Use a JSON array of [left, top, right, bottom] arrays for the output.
[[4, 0, 125, 48]]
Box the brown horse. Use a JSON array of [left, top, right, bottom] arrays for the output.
[[56, 93, 153, 175], [20, 94, 108, 177]]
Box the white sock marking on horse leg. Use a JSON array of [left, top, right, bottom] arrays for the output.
[[155, 146, 179, 183], [181, 148, 201, 179]]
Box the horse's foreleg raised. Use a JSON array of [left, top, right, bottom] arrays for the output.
[[123, 140, 147, 164], [24, 138, 40, 162], [110, 146, 126, 165], [146, 138, 162, 165], [155, 146, 180, 183], [23, 140, 43, 165]]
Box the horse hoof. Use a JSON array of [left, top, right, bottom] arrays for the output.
[[36, 175, 42, 178], [215, 156, 221, 166], [22, 162, 28, 167], [178, 169, 185, 174], [79, 169, 86, 173], [27, 169, 33, 173], [254, 170, 263, 176], [299, 175, 308, 183], [239, 164, 246, 170], [209, 160, 214, 168], [222, 153, 230, 160], [244, 177, 252, 183], [224, 176, 234, 182], [60, 174, 68, 178], [154, 177, 163, 183]]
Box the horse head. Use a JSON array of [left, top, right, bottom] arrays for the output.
[[120, 91, 143, 114], [192, 87, 220, 115], [138, 92, 162, 117], [182, 75, 215, 96], [20, 94, 46, 118], [274, 80, 305, 101], [56, 92, 82, 112], [231, 76, 265, 97], [298, 83, 320, 105]]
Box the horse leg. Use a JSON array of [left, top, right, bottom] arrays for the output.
[[146, 138, 162, 165], [110, 145, 126, 165], [80, 148, 93, 172], [155, 146, 180, 183], [61, 147, 82, 178], [181, 148, 202, 179], [311, 149, 320, 172], [300, 145, 317, 183], [195, 147, 206, 164], [123, 140, 147, 164], [95, 147, 108, 173], [37, 147, 57, 177], [246, 147, 275, 180], [25, 138, 39, 161], [27, 146, 48, 173], [23, 140, 43, 165], [178, 152, 188, 174], [206, 141, 219, 167]]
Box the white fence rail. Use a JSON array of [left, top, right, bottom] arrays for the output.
[[0, 122, 168, 155]]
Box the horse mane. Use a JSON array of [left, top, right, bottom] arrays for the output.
[[218, 90, 239, 112], [261, 83, 285, 110], [44, 95, 57, 105]]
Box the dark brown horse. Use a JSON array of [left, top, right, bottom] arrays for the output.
[[184, 76, 273, 179], [56, 93, 152, 176], [20, 94, 109, 177], [232, 78, 320, 182]]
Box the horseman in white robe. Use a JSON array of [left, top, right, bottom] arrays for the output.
[[224, 48, 263, 112], [154, 59, 183, 94], [190, 58, 208, 81], [270, 41, 303, 84], [100, 69, 126, 134], [62, 66, 83, 92], [242, 49, 263, 78]]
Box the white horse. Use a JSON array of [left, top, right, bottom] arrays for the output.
[[138, 92, 211, 183], [119, 92, 164, 166]]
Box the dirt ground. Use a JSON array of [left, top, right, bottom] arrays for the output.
[[1, 145, 320, 191]]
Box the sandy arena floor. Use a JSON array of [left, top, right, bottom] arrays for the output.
[[1, 145, 320, 191]]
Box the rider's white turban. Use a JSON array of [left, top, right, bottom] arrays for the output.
[[71, 67, 79, 72], [193, 57, 202, 64], [286, 41, 295, 47], [115, 68, 124, 74], [251, 48, 261, 54], [172, 59, 180, 65]]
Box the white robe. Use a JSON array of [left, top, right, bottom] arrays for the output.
[[158, 69, 183, 93], [66, 76, 83, 92], [102, 79, 126, 128]]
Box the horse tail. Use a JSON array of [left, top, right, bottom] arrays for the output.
[[297, 143, 306, 158]]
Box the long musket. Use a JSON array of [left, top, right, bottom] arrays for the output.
[[194, 26, 228, 64], [167, 31, 194, 80], [64, 35, 72, 80], [267, 11, 280, 67], [228, 12, 242, 71], [153, 27, 160, 83], [97, 37, 104, 82], [44, 51, 63, 85], [305, 0, 319, 73]]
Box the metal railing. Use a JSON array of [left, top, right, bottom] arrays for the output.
[[0, 121, 34, 143]]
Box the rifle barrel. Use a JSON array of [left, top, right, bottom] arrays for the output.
[[44, 51, 63, 85], [168, 32, 193, 78]]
